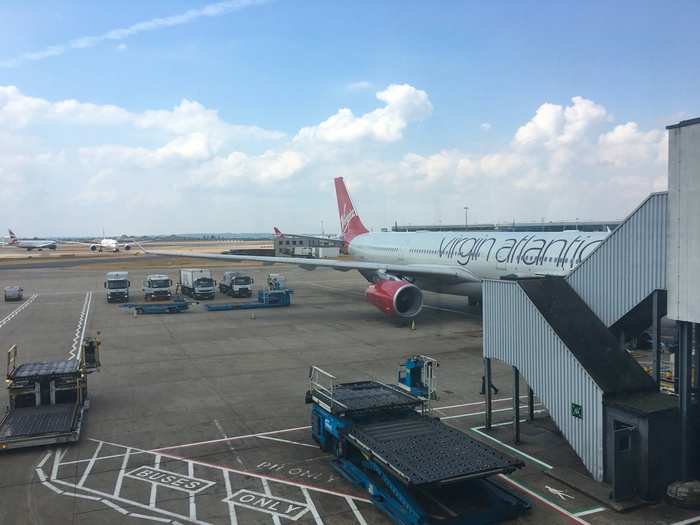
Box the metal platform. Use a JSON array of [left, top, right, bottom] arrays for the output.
[[348, 414, 524, 486], [314, 380, 423, 415], [0, 404, 78, 439], [10, 360, 79, 379]]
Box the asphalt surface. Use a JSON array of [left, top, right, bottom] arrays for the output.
[[0, 263, 696, 525]]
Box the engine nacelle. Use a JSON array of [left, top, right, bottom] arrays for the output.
[[366, 279, 423, 318], [124, 244, 131, 251], [90, 244, 97, 251]]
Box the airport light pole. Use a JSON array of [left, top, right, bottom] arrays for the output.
[[464, 206, 469, 231]]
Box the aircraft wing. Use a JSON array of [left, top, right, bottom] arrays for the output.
[[143, 248, 479, 282]]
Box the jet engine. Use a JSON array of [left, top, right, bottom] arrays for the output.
[[366, 278, 423, 318], [90, 244, 97, 251], [124, 244, 131, 251]]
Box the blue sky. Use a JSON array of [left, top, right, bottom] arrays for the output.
[[1, 1, 698, 235]]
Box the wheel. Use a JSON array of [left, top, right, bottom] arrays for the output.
[[136, 308, 144, 314]]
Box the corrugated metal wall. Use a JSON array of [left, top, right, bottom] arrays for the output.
[[566, 192, 667, 327], [667, 122, 700, 323], [483, 280, 605, 481]]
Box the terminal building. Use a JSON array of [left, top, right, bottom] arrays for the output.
[[274, 236, 340, 258]]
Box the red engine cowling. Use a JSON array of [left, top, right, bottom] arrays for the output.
[[366, 279, 423, 318]]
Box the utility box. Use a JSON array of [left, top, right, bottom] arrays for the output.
[[604, 392, 680, 501], [666, 118, 700, 323], [313, 246, 340, 258]]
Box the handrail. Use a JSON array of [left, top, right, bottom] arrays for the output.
[[6, 345, 17, 381]]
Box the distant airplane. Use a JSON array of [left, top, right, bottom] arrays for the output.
[[4, 229, 57, 251], [65, 229, 134, 252], [146, 178, 609, 320]]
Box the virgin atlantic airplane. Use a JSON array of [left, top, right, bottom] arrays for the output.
[[146, 178, 608, 319]]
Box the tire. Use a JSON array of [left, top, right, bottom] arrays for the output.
[[668, 481, 700, 509], [136, 308, 144, 315]]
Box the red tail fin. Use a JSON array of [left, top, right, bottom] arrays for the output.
[[8, 229, 17, 244], [334, 177, 368, 242], [273, 227, 285, 240]]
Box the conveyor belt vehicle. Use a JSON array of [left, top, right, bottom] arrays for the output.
[[305, 363, 530, 525], [0, 337, 101, 450]]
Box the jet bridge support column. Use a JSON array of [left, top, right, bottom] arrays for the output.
[[528, 387, 535, 421], [679, 321, 693, 480], [513, 366, 520, 444], [652, 290, 663, 387], [484, 358, 493, 430]]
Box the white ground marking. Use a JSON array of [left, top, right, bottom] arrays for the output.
[[68, 291, 92, 360], [256, 435, 318, 448], [35, 439, 370, 525], [152, 425, 312, 452], [433, 395, 528, 411], [573, 507, 607, 517], [301, 487, 324, 525], [498, 475, 591, 525], [214, 419, 245, 467], [78, 440, 103, 487], [345, 496, 368, 525], [260, 478, 282, 525], [150, 455, 161, 507], [222, 470, 239, 525], [470, 415, 553, 470], [0, 293, 38, 329]]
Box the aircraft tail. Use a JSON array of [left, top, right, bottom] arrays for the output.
[[8, 229, 17, 244], [273, 227, 285, 240], [334, 177, 368, 242]]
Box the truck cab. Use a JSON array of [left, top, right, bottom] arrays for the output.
[[143, 274, 172, 301], [219, 271, 254, 298], [104, 271, 130, 303]]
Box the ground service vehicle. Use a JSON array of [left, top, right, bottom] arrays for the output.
[[143, 274, 172, 301], [219, 271, 253, 297], [104, 271, 130, 303], [0, 337, 101, 450], [3, 286, 23, 302], [179, 269, 216, 300]]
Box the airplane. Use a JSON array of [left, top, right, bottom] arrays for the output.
[[65, 230, 135, 252], [4, 229, 57, 251], [144, 178, 609, 320]]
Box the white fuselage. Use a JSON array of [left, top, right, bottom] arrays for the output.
[[348, 230, 608, 297]]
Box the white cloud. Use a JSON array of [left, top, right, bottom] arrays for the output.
[[598, 122, 666, 167], [295, 83, 432, 143], [115, 43, 127, 52], [480, 122, 491, 131], [0, 85, 283, 143], [0, 85, 670, 234], [347, 81, 373, 91], [0, 0, 271, 68]]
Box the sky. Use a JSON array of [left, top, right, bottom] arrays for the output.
[[1, 0, 699, 237]]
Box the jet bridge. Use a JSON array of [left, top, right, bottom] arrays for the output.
[[482, 117, 700, 502]]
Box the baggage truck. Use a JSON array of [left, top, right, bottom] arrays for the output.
[[179, 269, 216, 300], [0, 338, 101, 450], [143, 274, 172, 301], [104, 271, 130, 303], [219, 271, 253, 298]]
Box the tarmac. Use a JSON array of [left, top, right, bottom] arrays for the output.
[[0, 257, 697, 525]]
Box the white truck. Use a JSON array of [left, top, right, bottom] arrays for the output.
[[179, 269, 216, 300], [143, 274, 173, 301], [104, 271, 130, 303], [219, 271, 254, 298]]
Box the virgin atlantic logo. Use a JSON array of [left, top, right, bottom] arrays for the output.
[[340, 204, 357, 232]]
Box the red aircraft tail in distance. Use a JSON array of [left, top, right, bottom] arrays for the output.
[[273, 227, 285, 240], [334, 177, 368, 242], [8, 229, 17, 245]]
